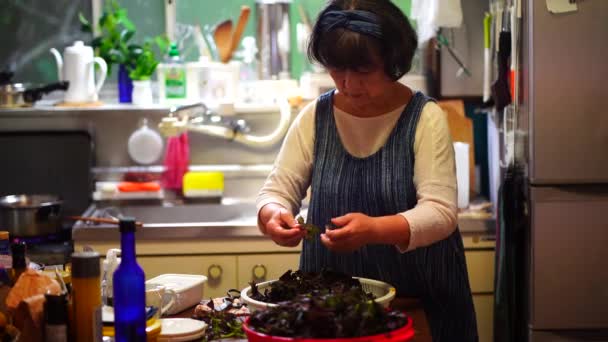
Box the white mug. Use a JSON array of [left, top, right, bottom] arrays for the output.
[[145, 283, 177, 317]]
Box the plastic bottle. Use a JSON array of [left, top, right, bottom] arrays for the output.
[[44, 293, 68, 342], [164, 43, 187, 101], [101, 248, 121, 306], [113, 217, 146, 342], [71, 251, 102, 342], [238, 36, 259, 103]]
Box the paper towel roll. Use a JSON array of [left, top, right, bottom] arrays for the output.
[[454, 142, 470, 209]]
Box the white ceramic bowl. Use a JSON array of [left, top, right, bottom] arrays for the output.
[[240, 276, 396, 311]]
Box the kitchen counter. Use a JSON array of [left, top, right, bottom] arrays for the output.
[[72, 217, 495, 242]]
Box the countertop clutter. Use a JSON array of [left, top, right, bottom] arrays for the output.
[[0, 252, 432, 341]]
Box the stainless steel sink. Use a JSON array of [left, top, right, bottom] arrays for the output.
[[77, 202, 259, 228], [71, 202, 264, 240], [118, 202, 257, 224]]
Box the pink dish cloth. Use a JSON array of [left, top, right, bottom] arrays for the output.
[[161, 132, 190, 190]]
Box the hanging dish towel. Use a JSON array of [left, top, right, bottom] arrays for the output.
[[411, 0, 463, 44], [161, 132, 190, 191]]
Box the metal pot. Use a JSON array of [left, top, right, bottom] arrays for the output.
[[0, 194, 63, 237], [0, 82, 69, 108], [0, 71, 69, 108]]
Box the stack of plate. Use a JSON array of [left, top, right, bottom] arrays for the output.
[[158, 318, 207, 342]]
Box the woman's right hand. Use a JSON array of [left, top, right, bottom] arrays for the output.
[[259, 203, 306, 247]]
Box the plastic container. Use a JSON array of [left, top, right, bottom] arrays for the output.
[[145, 274, 207, 315], [453, 142, 470, 209], [242, 316, 414, 342], [240, 277, 396, 312], [182, 171, 224, 198], [102, 248, 121, 306], [182, 59, 240, 107]]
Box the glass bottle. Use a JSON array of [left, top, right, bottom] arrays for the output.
[[10, 241, 27, 286], [113, 217, 146, 342], [44, 293, 68, 342], [71, 251, 102, 341]]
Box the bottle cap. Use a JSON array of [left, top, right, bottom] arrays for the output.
[[44, 293, 68, 325], [71, 251, 100, 278], [168, 43, 180, 57], [119, 217, 137, 233]]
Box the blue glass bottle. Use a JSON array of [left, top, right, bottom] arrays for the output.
[[113, 217, 146, 341]]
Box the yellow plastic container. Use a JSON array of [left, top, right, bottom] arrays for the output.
[[103, 317, 162, 342], [182, 172, 224, 198]]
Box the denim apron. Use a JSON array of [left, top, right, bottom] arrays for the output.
[[300, 90, 478, 341]]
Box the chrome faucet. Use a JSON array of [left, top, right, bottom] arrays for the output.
[[158, 100, 292, 148]]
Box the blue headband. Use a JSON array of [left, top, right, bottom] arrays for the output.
[[317, 10, 382, 38]]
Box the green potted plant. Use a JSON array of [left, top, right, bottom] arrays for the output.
[[79, 0, 168, 103]]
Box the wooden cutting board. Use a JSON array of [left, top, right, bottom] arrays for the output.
[[438, 100, 475, 196]]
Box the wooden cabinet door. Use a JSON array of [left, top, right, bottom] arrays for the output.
[[236, 253, 300, 289], [138, 255, 237, 299], [464, 250, 495, 293], [473, 294, 494, 342]]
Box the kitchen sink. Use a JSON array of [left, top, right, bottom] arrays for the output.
[[118, 202, 257, 224], [77, 202, 260, 228]]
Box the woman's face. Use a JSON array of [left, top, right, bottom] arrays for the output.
[[327, 63, 393, 107]]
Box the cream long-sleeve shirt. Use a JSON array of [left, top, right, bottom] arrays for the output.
[[256, 99, 458, 252]]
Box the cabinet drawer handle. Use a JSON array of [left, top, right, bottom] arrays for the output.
[[208, 264, 223, 280], [252, 264, 267, 281]]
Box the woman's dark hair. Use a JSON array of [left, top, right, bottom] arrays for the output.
[[307, 0, 418, 81]]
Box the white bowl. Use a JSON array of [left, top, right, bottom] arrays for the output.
[[240, 276, 396, 311]]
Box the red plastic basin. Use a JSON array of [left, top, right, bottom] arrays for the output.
[[242, 316, 414, 342]]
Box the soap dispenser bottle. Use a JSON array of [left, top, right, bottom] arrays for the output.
[[113, 218, 146, 342]]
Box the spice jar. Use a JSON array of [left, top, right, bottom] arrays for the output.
[[71, 251, 102, 341]]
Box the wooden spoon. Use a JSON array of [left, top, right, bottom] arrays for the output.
[[228, 6, 251, 61], [213, 19, 233, 63]]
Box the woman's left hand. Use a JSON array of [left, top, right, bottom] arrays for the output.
[[320, 213, 378, 253]]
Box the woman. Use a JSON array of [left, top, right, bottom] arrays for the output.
[[256, 0, 478, 340]]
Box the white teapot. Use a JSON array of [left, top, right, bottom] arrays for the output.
[[50, 41, 107, 103]]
